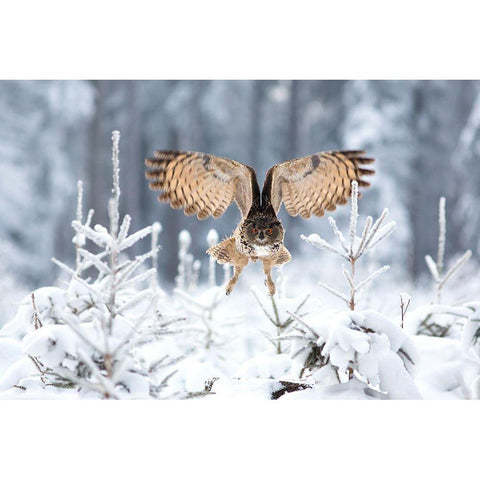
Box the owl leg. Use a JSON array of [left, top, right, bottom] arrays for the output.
[[226, 257, 248, 295], [261, 258, 276, 296]]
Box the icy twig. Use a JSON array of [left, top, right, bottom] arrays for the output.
[[355, 265, 390, 294], [328, 217, 349, 253], [78, 249, 111, 275], [355, 215, 373, 257], [31, 293, 43, 329], [118, 225, 153, 251], [439, 250, 472, 290], [251, 288, 276, 326], [437, 197, 446, 275], [72, 221, 110, 249], [424, 255, 440, 281], [300, 234, 346, 258], [51, 258, 98, 295], [318, 281, 350, 304], [400, 292, 411, 329], [363, 208, 388, 248], [363, 221, 396, 253], [118, 214, 132, 243]]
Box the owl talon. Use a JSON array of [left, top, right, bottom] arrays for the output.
[[266, 281, 276, 296]]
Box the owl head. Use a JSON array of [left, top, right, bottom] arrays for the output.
[[241, 215, 284, 245]]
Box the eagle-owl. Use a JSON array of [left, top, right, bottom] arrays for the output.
[[145, 150, 375, 295]]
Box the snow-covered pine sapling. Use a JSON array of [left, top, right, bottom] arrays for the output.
[[301, 180, 395, 310], [407, 197, 473, 338], [425, 197, 472, 304], [173, 232, 242, 367], [251, 267, 310, 355], [173, 229, 232, 348], [281, 309, 421, 399], [25, 130, 163, 398]]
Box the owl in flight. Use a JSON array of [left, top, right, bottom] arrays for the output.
[[145, 150, 374, 296]]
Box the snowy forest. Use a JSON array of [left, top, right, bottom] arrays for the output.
[[0, 79, 480, 399]]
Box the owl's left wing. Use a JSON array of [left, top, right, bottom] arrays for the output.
[[145, 150, 259, 219], [262, 150, 375, 218]]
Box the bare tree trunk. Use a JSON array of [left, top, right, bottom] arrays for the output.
[[87, 80, 108, 228], [163, 127, 181, 283], [287, 80, 300, 159], [249, 81, 265, 166], [123, 81, 143, 232]]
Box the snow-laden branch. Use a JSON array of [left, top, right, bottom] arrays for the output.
[[72, 221, 110, 249], [300, 233, 347, 258], [118, 214, 132, 243], [328, 217, 349, 253], [355, 265, 390, 294], [118, 225, 153, 252], [77, 248, 111, 276], [318, 281, 351, 304], [425, 255, 440, 281]]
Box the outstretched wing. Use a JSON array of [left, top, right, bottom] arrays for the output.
[[262, 150, 375, 218], [145, 151, 260, 220]]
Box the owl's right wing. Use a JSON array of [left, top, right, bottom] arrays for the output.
[[262, 150, 375, 218], [145, 150, 260, 219]]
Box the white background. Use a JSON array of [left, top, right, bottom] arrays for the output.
[[1, 1, 478, 478]]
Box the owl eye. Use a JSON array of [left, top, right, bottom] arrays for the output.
[[252, 227, 258, 234], [266, 228, 273, 235]]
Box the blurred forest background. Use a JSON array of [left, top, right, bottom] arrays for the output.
[[1, 80, 480, 297]]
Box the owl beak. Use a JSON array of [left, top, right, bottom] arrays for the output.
[[258, 232, 264, 240]]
